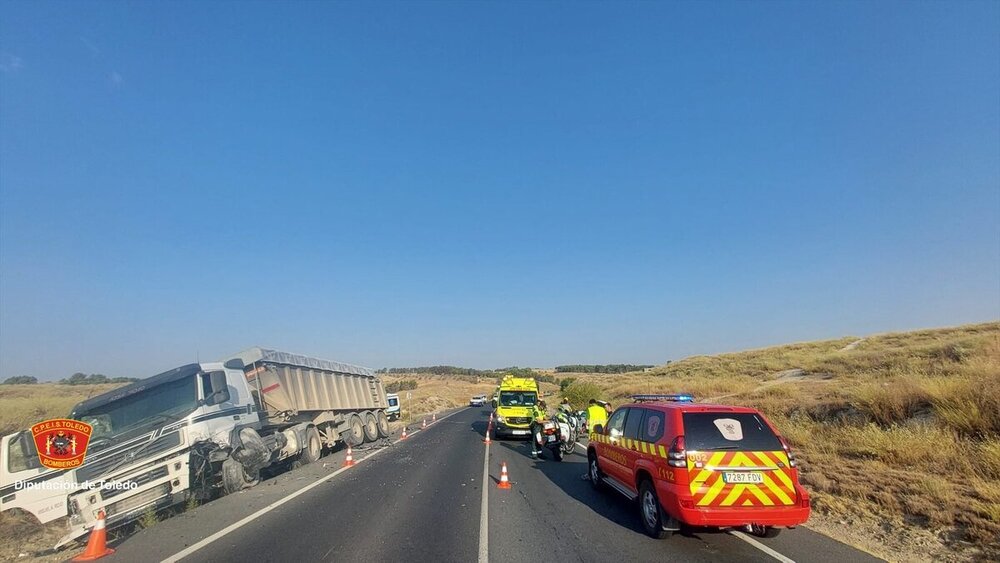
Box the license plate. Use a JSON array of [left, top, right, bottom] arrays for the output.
[[512, 430, 529, 435], [723, 472, 763, 484], [546, 435, 556, 443]]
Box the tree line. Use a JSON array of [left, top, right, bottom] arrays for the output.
[[1, 373, 140, 385], [554, 364, 654, 374]]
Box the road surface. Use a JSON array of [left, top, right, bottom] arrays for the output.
[[104, 407, 882, 562]]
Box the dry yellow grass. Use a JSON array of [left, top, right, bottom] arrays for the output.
[[566, 321, 1000, 562]]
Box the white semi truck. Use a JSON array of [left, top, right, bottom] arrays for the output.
[[0, 347, 390, 548]]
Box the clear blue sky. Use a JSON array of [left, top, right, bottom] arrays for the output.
[[1, 1, 998, 379]]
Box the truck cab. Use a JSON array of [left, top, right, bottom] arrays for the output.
[[0, 360, 259, 547], [492, 376, 539, 440]]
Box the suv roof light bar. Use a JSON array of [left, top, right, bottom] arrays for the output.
[[630, 394, 695, 403]]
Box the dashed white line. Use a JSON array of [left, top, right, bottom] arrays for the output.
[[478, 435, 490, 563]]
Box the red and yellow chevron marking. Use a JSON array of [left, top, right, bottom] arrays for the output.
[[688, 451, 795, 507]]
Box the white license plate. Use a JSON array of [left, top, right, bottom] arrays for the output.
[[512, 430, 529, 435], [723, 472, 763, 484], [546, 435, 556, 443]]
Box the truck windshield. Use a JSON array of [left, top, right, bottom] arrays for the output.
[[74, 376, 198, 444], [499, 391, 536, 407]]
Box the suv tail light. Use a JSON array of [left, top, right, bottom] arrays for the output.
[[779, 436, 797, 468], [668, 435, 686, 468]]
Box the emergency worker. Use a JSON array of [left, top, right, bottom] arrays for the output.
[[530, 400, 548, 457], [587, 398, 608, 430]]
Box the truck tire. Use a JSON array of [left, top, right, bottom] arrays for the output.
[[362, 412, 379, 442], [376, 411, 390, 438], [221, 458, 259, 495], [345, 414, 365, 447], [300, 427, 322, 464]]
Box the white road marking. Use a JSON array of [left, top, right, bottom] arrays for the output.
[[478, 435, 490, 563], [575, 441, 587, 452], [162, 409, 461, 562], [728, 530, 797, 563]]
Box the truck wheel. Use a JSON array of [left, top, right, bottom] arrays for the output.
[[639, 480, 671, 539], [362, 412, 379, 442], [376, 411, 390, 438], [345, 414, 365, 447], [300, 427, 322, 464], [221, 458, 259, 495]]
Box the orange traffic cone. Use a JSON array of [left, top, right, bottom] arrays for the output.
[[489, 412, 494, 423], [497, 462, 511, 489], [422, 418, 427, 429], [483, 429, 491, 444], [432, 413, 437, 423], [400, 426, 408, 440], [343, 445, 355, 467], [72, 509, 115, 561]]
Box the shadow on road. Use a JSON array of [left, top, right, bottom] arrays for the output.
[[493, 440, 733, 543]]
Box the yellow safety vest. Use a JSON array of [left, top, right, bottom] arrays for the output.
[[587, 405, 608, 428]]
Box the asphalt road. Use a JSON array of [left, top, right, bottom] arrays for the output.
[[103, 407, 882, 563]]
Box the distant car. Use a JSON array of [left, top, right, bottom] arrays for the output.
[[587, 394, 810, 539], [469, 394, 487, 407]]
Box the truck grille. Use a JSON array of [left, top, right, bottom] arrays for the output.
[[506, 417, 531, 425], [77, 432, 181, 482], [105, 483, 171, 520], [100, 466, 170, 500]]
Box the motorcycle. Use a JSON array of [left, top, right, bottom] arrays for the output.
[[533, 411, 582, 461]]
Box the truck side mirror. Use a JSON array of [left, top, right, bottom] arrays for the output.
[[202, 371, 231, 405]]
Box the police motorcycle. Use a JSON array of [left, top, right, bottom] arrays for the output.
[[532, 405, 580, 461]]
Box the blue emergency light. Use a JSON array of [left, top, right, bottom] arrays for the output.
[[630, 394, 695, 403]]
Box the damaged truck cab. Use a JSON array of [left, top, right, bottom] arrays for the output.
[[0, 348, 389, 548]]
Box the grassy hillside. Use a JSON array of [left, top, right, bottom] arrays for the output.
[[567, 321, 1000, 562]]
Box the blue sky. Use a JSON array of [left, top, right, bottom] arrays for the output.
[[1, 1, 998, 379]]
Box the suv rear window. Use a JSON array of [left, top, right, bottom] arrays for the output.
[[682, 412, 782, 451]]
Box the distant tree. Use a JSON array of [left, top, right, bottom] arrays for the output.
[[559, 377, 577, 392], [59, 373, 132, 385], [2, 375, 38, 384], [562, 381, 603, 410]]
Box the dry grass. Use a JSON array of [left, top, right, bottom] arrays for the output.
[[567, 321, 1000, 562]]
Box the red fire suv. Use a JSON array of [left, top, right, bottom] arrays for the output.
[[587, 394, 810, 539]]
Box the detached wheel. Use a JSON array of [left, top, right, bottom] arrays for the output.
[[221, 458, 259, 495], [748, 524, 781, 538], [346, 414, 365, 447], [376, 411, 390, 438], [300, 426, 322, 464], [639, 480, 672, 539]]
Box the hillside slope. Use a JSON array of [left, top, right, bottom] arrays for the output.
[[569, 321, 1000, 562]]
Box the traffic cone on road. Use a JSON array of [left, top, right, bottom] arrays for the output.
[[432, 413, 437, 423], [71, 509, 115, 561], [400, 426, 408, 440], [497, 462, 511, 489], [422, 418, 427, 429], [489, 412, 494, 423], [484, 425, 492, 444], [343, 445, 355, 467]]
